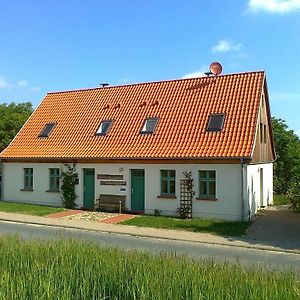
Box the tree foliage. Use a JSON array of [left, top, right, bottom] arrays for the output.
[[0, 102, 33, 152], [272, 117, 300, 195]]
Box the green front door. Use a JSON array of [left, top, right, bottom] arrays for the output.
[[83, 169, 95, 209], [131, 169, 145, 211]]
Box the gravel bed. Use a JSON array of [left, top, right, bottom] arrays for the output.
[[63, 211, 119, 222]]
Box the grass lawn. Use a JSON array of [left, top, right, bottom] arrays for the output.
[[0, 201, 66, 216], [0, 236, 298, 300], [120, 215, 251, 236], [273, 194, 290, 205]]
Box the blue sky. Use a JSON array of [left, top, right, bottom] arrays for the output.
[[0, 0, 299, 135]]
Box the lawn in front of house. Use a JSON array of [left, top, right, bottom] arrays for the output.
[[120, 215, 251, 236], [0, 201, 66, 216]]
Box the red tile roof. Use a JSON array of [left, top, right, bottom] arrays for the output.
[[0, 71, 266, 160]]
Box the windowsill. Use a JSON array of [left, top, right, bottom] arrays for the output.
[[196, 197, 218, 201], [46, 189, 60, 193], [20, 188, 33, 192], [157, 195, 177, 199]]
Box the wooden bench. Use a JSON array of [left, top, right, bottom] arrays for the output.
[[94, 194, 126, 213]]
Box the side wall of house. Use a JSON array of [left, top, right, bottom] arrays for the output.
[[245, 163, 273, 219], [2, 162, 243, 221]]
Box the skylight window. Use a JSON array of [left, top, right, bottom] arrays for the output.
[[96, 120, 112, 136], [207, 114, 225, 132], [140, 117, 158, 134], [38, 123, 56, 138]]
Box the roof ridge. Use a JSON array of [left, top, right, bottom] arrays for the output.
[[47, 70, 265, 95]]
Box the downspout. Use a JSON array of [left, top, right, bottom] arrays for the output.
[[240, 157, 245, 221]]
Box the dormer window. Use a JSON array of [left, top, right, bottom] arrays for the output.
[[207, 114, 225, 132], [140, 117, 158, 134], [96, 120, 112, 136], [38, 123, 56, 138]]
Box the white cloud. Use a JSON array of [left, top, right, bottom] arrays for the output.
[[182, 65, 208, 79], [0, 77, 12, 89], [17, 80, 28, 87], [212, 40, 242, 53], [248, 0, 300, 14]]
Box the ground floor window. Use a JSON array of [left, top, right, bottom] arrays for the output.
[[24, 168, 33, 190], [49, 168, 60, 191], [199, 170, 216, 198], [161, 170, 175, 196]]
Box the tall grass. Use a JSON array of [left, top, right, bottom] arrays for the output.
[[0, 236, 299, 299]]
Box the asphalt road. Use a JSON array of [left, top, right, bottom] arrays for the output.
[[0, 220, 299, 271]]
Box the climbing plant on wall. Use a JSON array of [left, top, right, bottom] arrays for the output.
[[177, 171, 195, 219], [60, 163, 78, 209]]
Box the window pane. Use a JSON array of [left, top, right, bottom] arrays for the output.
[[96, 120, 112, 135], [141, 117, 158, 134], [39, 123, 56, 137], [50, 168, 60, 190], [207, 114, 225, 132], [50, 177, 56, 189], [50, 168, 59, 176], [161, 180, 168, 194], [161, 170, 168, 178], [200, 181, 207, 195], [208, 171, 215, 179], [169, 180, 175, 194], [25, 168, 33, 175], [25, 177, 29, 188], [102, 122, 110, 133], [169, 170, 175, 178], [146, 119, 155, 132], [209, 181, 216, 197], [24, 168, 33, 189], [199, 171, 206, 179]]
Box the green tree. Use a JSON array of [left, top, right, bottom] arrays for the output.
[[272, 117, 300, 194], [0, 102, 33, 151]]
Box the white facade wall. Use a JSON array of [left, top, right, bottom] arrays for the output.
[[245, 163, 273, 219], [2, 161, 251, 221], [1, 162, 63, 206]]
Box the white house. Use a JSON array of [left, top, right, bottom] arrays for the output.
[[0, 71, 275, 221]]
